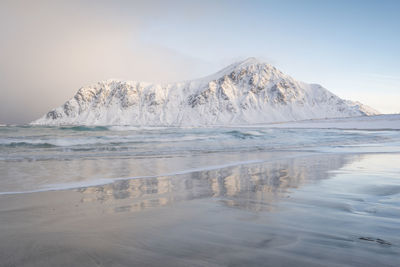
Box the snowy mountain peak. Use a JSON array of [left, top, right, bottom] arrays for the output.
[[31, 59, 380, 126], [230, 57, 277, 72], [233, 57, 262, 67], [203, 57, 283, 85]]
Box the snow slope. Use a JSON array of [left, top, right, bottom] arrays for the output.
[[263, 114, 400, 130], [31, 57, 379, 126]]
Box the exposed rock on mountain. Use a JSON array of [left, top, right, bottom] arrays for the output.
[[31, 58, 379, 125]]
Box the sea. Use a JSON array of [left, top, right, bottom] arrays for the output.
[[1, 125, 399, 194]]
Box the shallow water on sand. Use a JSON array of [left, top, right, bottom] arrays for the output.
[[1, 125, 400, 193], [0, 152, 399, 266]]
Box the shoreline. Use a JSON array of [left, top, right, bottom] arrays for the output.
[[1, 149, 396, 196]]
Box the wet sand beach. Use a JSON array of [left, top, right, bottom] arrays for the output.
[[1, 152, 399, 267]]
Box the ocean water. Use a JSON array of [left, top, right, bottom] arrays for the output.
[[1, 125, 400, 194]]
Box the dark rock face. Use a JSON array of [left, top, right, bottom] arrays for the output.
[[46, 110, 62, 120]]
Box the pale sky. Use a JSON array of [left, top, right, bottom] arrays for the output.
[[1, 0, 399, 124]]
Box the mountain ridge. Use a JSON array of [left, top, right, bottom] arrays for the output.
[[31, 58, 379, 126]]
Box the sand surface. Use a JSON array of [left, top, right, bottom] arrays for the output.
[[0, 152, 399, 266]]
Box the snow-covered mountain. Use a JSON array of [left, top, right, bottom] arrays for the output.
[[31, 57, 379, 126]]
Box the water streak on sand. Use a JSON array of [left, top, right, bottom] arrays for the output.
[[0, 159, 267, 195]]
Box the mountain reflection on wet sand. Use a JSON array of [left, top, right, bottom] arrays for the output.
[[0, 153, 398, 266]]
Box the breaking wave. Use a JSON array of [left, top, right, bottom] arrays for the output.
[[2, 142, 57, 148], [226, 130, 265, 139], [59, 126, 110, 131]]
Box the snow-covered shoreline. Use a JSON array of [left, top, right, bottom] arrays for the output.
[[260, 114, 400, 130]]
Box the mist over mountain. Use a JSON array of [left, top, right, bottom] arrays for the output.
[[32, 58, 379, 126]]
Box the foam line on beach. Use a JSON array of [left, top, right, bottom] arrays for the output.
[[0, 159, 269, 196]]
